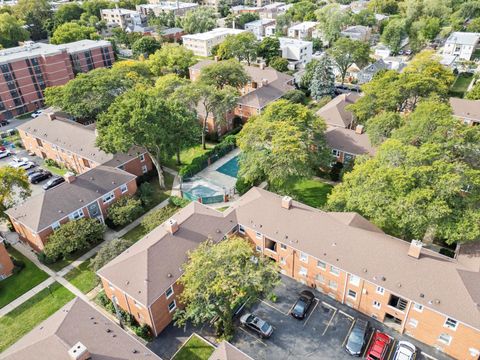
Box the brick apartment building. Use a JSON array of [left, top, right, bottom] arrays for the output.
[[0, 239, 14, 280], [189, 59, 295, 134], [17, 111, 153, 177], [0, 40, 114, 121], [5, 166, 137, 251], [98, 187, 480, 360]]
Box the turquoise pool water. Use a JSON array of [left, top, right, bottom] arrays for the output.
[[216, 156, 239, 178], [189, 185, 218, 197]]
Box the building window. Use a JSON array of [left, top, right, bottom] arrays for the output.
[[347, 289, 356, 299], [330, 266, 340, 276], [328, 280, 337, 290], [168, 300, 176, 312], [165, 286, 174, 298], [317, 260, 326, 270], [280, 243, 287, 250], [102, 192, 115, 204], [120, 184, 128, 194], [142, 165, 148, 174], [373, 300, 381, 309], [108, 282, 115, 290], [238, 224, 245, 234], [413, 303, 423, 312], [51, 221, 60, 231], [299, 266, 307, 276], [299, 252, 308, 263], [408, 318, 418, 328], [438, 333, 452, 345], [280, 257, 286, 265], [139, 154, 145, 162], [69, 209, 84, 220], [444, 317, 458, 330], [332, 149, 340, 157], [255, 245, 262, 252], [349, 274, 360, 286], [376, 286, 385, 295], [315, 274, 325, 284]]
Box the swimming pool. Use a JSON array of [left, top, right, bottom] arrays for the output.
[[216, 156, 239, 178]]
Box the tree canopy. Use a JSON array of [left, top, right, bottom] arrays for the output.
[[131, 36, 161, 58], [174, 236, 279, 338], [217, 32, 258, 66], [328, 37, 371, 84], [147, 43, 196, 77], [50, 22, 98, 44], [309, 55, 335, 100], [13, 0, 52, 40], [180, 7, 216, 34], [0, 13, 29, 48], [0, 167, 30, 222], [199, 59, 250, 89], [258, 37, 281, 66], [316, 4, 350, 44]]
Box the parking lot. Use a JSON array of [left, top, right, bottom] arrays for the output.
[[230, 276, 453, 360]]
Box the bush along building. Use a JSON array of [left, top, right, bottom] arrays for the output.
[[98, 187, 480, 360]]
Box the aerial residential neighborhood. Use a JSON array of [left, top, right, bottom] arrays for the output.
[[0, 0, 480, 360]]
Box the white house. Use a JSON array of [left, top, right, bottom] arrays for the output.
[[100, 8, 144, 29], [340, 25, 371, 42], [182, 28, 245, 57], [287, 21, 318, 40], [279, 37, 312, 69], [443, 32, 480, 60], [244, 19, 276, 39], [136, 2, 198, 17]]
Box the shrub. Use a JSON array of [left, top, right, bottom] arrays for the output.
[[12, 258, 25, 274], [235, 176, 253, 195], [107, 196, 144, 227], [139, 182, 155, 208], [134, 323, 152, 340], [14, 140, 23, 149], [96, 292, 110, 307], [37, 251, 57, 264], [43, 218, 105, 260], [169, 196, 190, 208], [141, 204, 180, 233], [282, 89, 307, 105], [90, 238, 132, 272], [44, 159, 61, 168], [330, 162, 343, 182]]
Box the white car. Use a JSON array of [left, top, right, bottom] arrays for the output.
[[0, 149, 11, 159], [31, 110, 43, 118], [393, 341, 417, 360], [9, 157, 36, 170]]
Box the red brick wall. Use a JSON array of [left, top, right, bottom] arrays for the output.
[[0, 241, 14, 279]]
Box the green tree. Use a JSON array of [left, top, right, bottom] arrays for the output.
[[466, 81, 480, 100], [366, 112, 404, 146], [282, 89, 307, 104], [328, 38, 371, 85], [275, 13, 292, 36], [90, 238, 132, 272], [82, 0, 113, 18], [180, 7, 216, 34], [237, 99, 331, 187], [0, 13, 29, 48], [309, 55, 335, 100], [174, 236, 279, 338], [141, 204, 181, 233], [316, 3, 350, 44], [299, 59, 320, 90], [13, 0, 52, 40], [154, 73, 189, 96], [467, 17, 480, 32], [287, 0, 318, 22], [0, 167, 30, 221], [269, 56, 289, 72], [50, 22, 98, 44], [368, 0, 400, 14], [258, 36, 281, 65], [351, 9, 376, 26], [107, 196, 144, 227], [131, 36, 161, 58], [381, 18, 406, 54], [235, 13, 260, 28], [54, 3, 84, 29], [199, 59, 250, 89], [147, 43, 196, 77], [44, 218, 105, 260], [217, 32, 258, 65]]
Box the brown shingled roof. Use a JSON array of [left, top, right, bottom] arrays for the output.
[[209, 341, 254, 360], [325, 126, 375, 156], [316, 93, 360, 128]]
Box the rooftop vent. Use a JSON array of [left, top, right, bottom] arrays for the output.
[[408, 240, 423, 259], [166, 218, 179, 234], [64, 172, 76, 184], [281, 196, 292, 209], [355, 124, 364, 134], [68, 342, 90, 360]]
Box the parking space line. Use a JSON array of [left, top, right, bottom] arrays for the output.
[[387, 340, 396, 360], [321, 308, 338, 336], [338, 310, 354, 320], [342, 319, 357, 347], [259, 299, 289, 316], [303, 299, 319, 327], [238, 327, 268, 347], [321, 301, 337, 311], [362, 331, 374, 357]]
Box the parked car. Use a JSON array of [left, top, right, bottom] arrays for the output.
[[345, 319, 370, 356], [365, 331, 391, 360], [290, 290, 315, 320], [9, 157, 36, 170], [28, 170, 52, 184], [240, 313, 273, 338], [0, 119, 10, 126], [42, 175, 65, 190], [0, 149, 11, 159], [393, 341, 416, 360], [31, 110, 43, 118]]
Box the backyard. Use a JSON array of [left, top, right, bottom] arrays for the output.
[[0, 282, 74, 352], [450, 72, 474, 98], [172, 334, 215, 360], [280, 178, 334, 208], [64, 259, 99, 294], [0, 247, 49, 308], [164, 143, 214, 171]]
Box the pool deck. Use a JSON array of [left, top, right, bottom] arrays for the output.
[[195, 148, 240, 191]]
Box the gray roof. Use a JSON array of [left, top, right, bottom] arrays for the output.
[[209, 341, 254, 360], [446, 31, 480, 46], [316, 93, 360, 128], [5, 165, 136, 232], [449, 97, 480, 122], [0, 298, 161, 360], [233, 188, 480, 330], [97, 202, 238, 306], [325, 126, 375, 156], [17, 114, 145, 166]]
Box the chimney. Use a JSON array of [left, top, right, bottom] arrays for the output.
[[281, 196, 292, 210], [355, 124, 364, 134], [408, 240, 423, 259], [64, 172, 76, 183], [68, 342, 91, 360], [261, 78, 269, 86], [214, 55, 219, 62], [259, 62, 266, 70], [47, 113, 56, 121], [166, 218, 179, 234]]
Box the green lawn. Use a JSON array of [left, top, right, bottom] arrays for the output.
[[173, 334, 215, 360], [41, 161, 68, 176], [450, 73, 474, 98], [164, 143, 215, 171], [0, 282, 74, 352], [145, 173, 174, 210], [0, 247, 49, 308], [282, 178, 334, 208], [64, 259, 99, 294], [121, 223, 147, 243]]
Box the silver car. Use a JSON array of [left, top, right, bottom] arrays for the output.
[[393, 341, 416, 360], [240, 313, 273, 338]]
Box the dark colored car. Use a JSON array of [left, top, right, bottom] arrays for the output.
[[42, 175, 65, 190], [0, 120, 10, 126], [290, 290, 315, 320], [345, 319, 370, 356], [240, 313, 273, 338], [28, 170, 52, 184], [365, 331, 391, 360]]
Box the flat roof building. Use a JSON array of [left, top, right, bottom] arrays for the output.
[[182, 28, 245, 57], [100, 8, 144, 29], [136, 2, 198, 17]]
